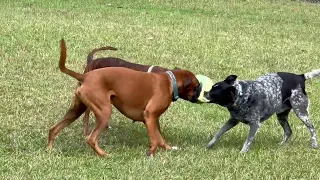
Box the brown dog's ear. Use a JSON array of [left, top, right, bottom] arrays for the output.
[[183, 78, 192, 88]]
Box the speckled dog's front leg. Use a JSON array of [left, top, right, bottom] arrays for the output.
[[240, 122, 261, 153], [207, 118, 239, 149]]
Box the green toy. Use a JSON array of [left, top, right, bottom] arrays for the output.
[[196, 74, 213, 103]]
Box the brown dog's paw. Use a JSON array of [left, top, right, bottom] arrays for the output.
[[97, 152, 108, 158], [46, 143, 53, 150], [171, 146, 179, 150], [45, 146, 52, 152]]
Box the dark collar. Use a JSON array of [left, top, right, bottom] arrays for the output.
[[165, 71, 179, 101]]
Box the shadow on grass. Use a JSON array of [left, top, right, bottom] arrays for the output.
[[1, 115, 298, 157]]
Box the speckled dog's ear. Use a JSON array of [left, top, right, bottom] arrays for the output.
[[224, 75, 237, 85]]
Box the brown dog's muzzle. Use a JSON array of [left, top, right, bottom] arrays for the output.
[[189, 84, 201, 103]]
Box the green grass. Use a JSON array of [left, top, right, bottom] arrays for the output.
[[0, 0, 320, 179]]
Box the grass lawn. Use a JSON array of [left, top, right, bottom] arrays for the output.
[[1, 0, 320, 179]]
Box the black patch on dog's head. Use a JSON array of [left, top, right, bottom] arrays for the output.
[[204, 75, 238, 107]]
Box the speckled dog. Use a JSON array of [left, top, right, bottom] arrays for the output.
[[204, 69, 320, 153]]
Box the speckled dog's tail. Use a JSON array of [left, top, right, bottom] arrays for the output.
[[304, 69, 320, 80]]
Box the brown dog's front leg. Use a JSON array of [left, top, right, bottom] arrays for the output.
[[145, 118, 159, 157], [145, 116, 173, 156], [155, 120, 172, 150]]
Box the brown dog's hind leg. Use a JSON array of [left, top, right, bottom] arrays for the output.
[[78, 85, 112, 157], [86, 106, 111, 157], [47, 97, 87, 149], [83, 109, 91, 136]]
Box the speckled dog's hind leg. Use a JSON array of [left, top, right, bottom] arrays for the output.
[[290, 89, 318, 148], [276, 109, 292, 145]]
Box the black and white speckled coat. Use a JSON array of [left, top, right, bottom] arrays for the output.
[[204, 69, 320, 153]]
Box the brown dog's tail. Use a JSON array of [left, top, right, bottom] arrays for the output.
[[59, 39, 84, 82], [87, 46, 118, 64]]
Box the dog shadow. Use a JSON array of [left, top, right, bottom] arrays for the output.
[[99, 118, 285, 152], [20, 114, 295, 156]]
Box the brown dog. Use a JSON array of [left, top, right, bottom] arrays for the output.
[[82, 46, 171, 136], [47, 39, 201, 157]]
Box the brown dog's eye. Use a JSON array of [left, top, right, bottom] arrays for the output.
[[183, 78, 192, 88]]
